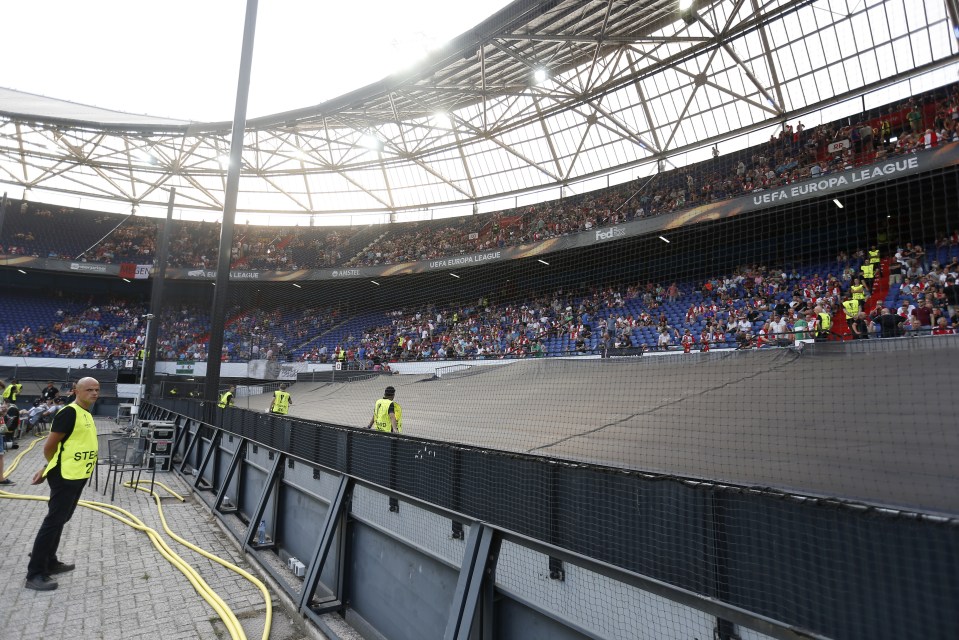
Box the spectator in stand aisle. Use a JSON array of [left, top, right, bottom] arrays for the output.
[[898, 300, 916, 321], [657, 328, 672, 351], [851, 311, 870, 340], [699, 325, 713, 352], [912, 299, 935, 335], [793, 313, 809, 342], [874, 307, 905, 338], [681, 329, 695, 353], [769, 313, 790, 346], [908, 103, 923, 133], [944, 276, 959, 319], [888, 258, 903, 286], [860, 121, 875, 155], [932, 317, 954, 335]]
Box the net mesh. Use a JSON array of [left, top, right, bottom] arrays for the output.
[[162, 154, 958, 638]]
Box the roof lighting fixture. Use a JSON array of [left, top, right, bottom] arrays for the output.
[[433, 112, 452, 129], [17, 269, 27, 274], [450, 273, 460, 279], [538, 259, 550, 265], [122, 278, 131, 283], [533, 68, 548, 84], [371, 280, 380, 286], [679, 0, 694, 9], [833, 199, 844, 209], [359, 134, 384, 152], [292, 283, 302, 288], [659, 236, 670, 243], [135, 149, 158, 165]]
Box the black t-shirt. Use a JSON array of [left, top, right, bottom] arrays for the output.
[[50, 405, 78, 439], [41, 386, 59, 401], [888, 262, 902, 276], [877, 314, 904, 337]]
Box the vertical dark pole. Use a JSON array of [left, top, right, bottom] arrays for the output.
[[0, 193, 7, 244], [205, 0, 259, 403], [144, 188, 176, 401]]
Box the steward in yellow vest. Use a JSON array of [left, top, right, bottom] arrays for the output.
[[860, 262, 874, 283], [815, 306, 832, 341], [849, 281, 866, 303], [270, 384, 292, 415], [218, 386, 236, 408], [368, 386, 402, 433], [842, 298, 860, 320], [2, 379, 22, 402], [26, 377, 100, 589], [868, 247, 880, 266]]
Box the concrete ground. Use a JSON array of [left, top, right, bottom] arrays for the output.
[[0, 419, 361, 640]]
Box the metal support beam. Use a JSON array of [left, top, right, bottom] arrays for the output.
[[213, 438, 246, 514], [444, 524, 501, 640], [299, 474, 353, 612], [194, 429, 223, 491], [245, 451, 283, 549], [177, 422, 203, 474]]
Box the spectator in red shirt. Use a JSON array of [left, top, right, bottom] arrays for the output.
[[911, 300, 934, 335], [932, 317, 954, 335]]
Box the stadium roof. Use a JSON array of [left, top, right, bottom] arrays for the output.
[[1, 0, 957, 223]]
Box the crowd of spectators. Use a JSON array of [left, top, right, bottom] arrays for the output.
[[324, 235, 959, 365], [3, 87, 957, 272], [0, 233, 956, 363]]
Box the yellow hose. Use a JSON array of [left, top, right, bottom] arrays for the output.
[[0, 436, 274, 640], [125, 479, 274, 640]]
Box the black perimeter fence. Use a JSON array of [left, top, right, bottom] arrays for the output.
[[154, 392, 959, 640]]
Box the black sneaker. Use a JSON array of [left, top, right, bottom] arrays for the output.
[[25, 575, 58, 591], [0, 478, 15, 485], [48, 562, 75, 574]]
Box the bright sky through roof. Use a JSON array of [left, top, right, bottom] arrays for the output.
[[3, 0, 513, 122]]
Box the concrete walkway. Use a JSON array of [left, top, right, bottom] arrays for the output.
[[0, 418, 348, 640]]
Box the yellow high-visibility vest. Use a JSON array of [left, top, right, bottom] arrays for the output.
[[271, 390, 291, 415], [44, 403, 98, 480], [372, 398, 402, 433]]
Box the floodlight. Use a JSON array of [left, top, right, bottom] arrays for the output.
[[359, 135, 384, 152], [533, 68, 548, 84]]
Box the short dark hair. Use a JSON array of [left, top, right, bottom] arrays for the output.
[[384, 386, 396, 397]]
